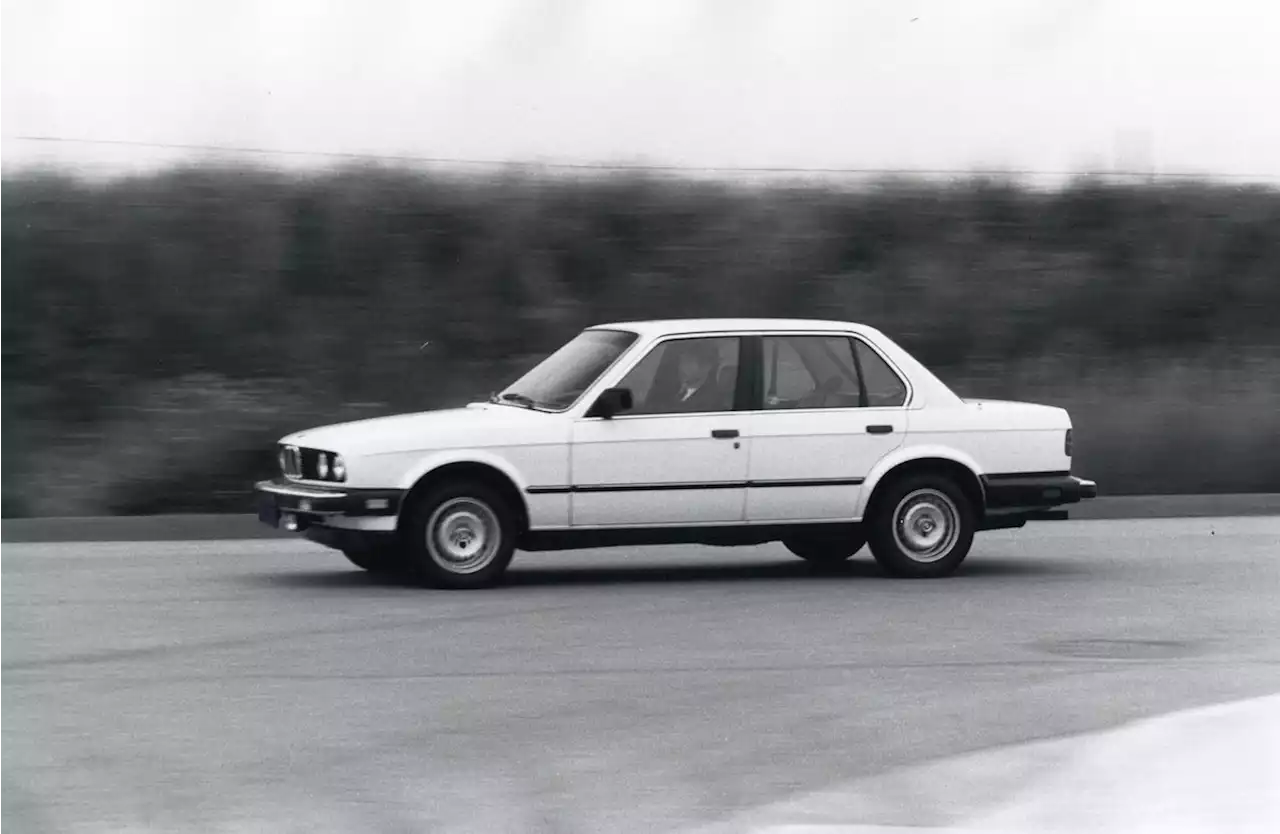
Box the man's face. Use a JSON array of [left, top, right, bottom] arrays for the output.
[[678, 352, 712, 385]]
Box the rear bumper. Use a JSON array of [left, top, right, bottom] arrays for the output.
[[978, 472, 1096, 529], [982, 472, 1097, 509], [254, 478, 403, 532]]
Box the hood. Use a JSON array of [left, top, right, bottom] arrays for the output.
[[281, 402, 562, 455]]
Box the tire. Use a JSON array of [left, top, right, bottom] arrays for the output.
[[400, 479, 517, 589], [783, 527, 866, 567], [865, 472, 976, 578], [342, 545, 402, 574]]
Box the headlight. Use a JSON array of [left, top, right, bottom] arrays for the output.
[[278, 445, 301, 478], [316, 453, 331, 479], [332, 455, 347, 482]]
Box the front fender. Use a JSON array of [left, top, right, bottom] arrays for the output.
[[395, 449, 532, 494], [855, 444, 986, 519]]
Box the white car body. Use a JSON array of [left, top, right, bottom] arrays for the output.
[[255, 319, 1096, 585]]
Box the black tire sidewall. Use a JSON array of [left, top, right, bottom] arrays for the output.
[[867, 473, 975, 578], [401, 480, 517, 589]]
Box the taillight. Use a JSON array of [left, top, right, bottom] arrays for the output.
[[1065, 429, 1073, 457]]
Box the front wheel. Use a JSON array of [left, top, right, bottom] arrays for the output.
[[866, 473, 975, 578], [400, 480, 517, 589]]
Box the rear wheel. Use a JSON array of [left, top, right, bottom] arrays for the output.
[[783, 527, 866, 567], [866, 472, 975, 578], [400, 479, 516, 589]]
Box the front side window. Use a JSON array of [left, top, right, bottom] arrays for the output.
[[616, 336, 740, 415], [499, 329, 638, 410]]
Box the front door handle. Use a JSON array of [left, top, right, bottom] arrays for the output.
[[711, 429, 740, 439], [866, 424, 894, 435]]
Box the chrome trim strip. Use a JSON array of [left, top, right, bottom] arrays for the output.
[[255, 481, 349, 500], [526, 477, 865, 495]]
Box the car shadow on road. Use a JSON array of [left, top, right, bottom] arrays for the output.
[[248, 553, 1090, 592], [504, 555, 1091, 587], [505, 558, 882, 586], [246, 569, 424, 591]]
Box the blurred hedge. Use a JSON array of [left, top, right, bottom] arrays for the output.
[[3, 165, 1280, 516]]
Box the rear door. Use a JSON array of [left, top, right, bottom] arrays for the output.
[[745, 333, 908, 522]]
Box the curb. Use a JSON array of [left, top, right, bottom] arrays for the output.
[[3, 494, 1280, 544]]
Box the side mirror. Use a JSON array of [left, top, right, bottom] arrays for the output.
[[588, 387, 634, 419]]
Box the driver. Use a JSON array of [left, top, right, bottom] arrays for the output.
[[666, 341, 725, 412]]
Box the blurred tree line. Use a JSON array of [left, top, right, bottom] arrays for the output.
[[3, 165, 1279, 516]]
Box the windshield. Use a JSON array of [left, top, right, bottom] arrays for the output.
[[499, 328, 638, 410]]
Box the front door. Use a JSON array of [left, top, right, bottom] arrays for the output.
[[745, 333, 908, 522], [570, 335, 750, 527]]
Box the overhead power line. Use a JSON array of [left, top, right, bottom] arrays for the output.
[[7, 134, 1279, 182], [11, 134, 1049, 174]]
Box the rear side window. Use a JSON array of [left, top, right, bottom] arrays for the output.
[[855, 340, 908, 407], [761, 335, 861, 409], [759, 334, 908, 409]]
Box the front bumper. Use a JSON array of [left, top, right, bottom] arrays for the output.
[[254, 478, 403, 532]]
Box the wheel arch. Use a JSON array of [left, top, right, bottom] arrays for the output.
[[858, 449, 986, 521], [396, 455, 530, 536]]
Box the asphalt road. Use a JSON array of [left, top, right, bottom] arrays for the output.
[[4, 516, 1280, 833]]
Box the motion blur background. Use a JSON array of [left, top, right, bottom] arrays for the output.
[[4, 0, 1280, 518]]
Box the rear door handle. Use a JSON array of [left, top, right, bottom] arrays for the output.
[[866, 424, 894, 435], [711, 429, 740, 439]]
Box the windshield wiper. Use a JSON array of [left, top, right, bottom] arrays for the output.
[[495, 391, 538, 409]]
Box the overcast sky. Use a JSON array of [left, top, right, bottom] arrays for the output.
[[4, 0, 1279, 180]]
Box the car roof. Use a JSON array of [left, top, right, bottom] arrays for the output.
[[588, 318, 878, 338]]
